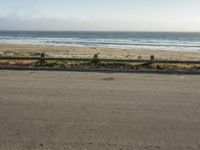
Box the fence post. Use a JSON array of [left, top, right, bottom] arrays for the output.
[[40, 53, 45, 64], [150, 55, 155, 61]]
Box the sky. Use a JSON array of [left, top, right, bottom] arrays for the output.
[[0, 0, 200, 31]]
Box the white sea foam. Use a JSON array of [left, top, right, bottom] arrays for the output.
[[0, 31, 200, 52]]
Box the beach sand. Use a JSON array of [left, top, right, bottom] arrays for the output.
[[0, 43, 200, 61]]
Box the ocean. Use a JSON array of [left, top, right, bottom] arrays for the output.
[[0, 31, 200, 52]]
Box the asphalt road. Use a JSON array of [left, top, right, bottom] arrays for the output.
[[0, 71, 200, 150]]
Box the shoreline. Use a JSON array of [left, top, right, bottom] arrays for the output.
[[0, 43, 200, 61], [1, 42, 200, 53]]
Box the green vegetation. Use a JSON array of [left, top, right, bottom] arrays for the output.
[[35, 60, 66, 68], [0, 54, 200, 71], [33, 60, 200, 71]]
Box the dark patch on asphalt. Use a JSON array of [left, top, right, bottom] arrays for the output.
[[101, 77, 115, 81], [16, 133, 20, 136]]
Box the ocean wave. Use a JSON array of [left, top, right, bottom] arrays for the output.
[[0, 32, 200, 52]]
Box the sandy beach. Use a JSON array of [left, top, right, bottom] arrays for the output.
[[0, 43, 200, 61]]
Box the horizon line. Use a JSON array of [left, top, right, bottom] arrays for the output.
[[0, 30, 200, 33]]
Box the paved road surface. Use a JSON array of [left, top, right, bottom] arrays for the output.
[[0, 71, 200, 150]]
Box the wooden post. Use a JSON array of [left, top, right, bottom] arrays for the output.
[[40, 53, 45, 64], [137, 56, 142, 60], [150, 55, 155, 61]]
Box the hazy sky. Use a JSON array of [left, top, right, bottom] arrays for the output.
[[0, 0, 200, 31]]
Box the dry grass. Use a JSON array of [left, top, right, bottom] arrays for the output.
[[0, 60, 37, 66]]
